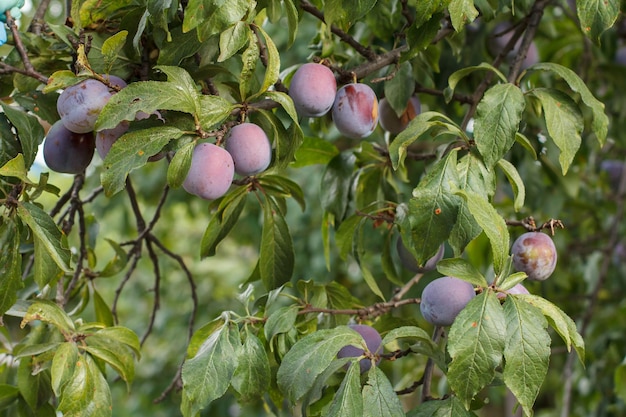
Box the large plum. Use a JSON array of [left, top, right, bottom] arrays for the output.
[[511, 232, 557, 281], [378, 96, 421, 134], [289, 63, 337, 117], [57, 79, 113, 134], [183, 143, 234, 200], [224, 123, 272, 176], [396, 237, 444, 273], [420, 277, 475, 326], [43, 120, 95, 174], [336, 324, 382, 373], [332, 83, 379, 139]]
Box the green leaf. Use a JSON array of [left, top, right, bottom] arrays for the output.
[[449, 152, 494, 256], [527, 62, 608, 146], [517, 294, 585, 362], [380, 327, 445, 371], [276, 327, 363, 404], [258, 175, 306, 211], [362, 368, 409, 417], [264, 304, 299, 344], [503, 296, 551, 416], [453, 189, 510, 276], [240, 30, 260, 101], [448, 0, 479, 31], [397, 151, 460, 265], [326, 361, 364, 417], [197, 95, 234, 131], [325, 0, 377, 30], [181, 322, 242, 417], [167, 141, 195, 189], [530, 88, 583, 175], [218, 21, 249, 62], [17, 202, 71, 275], [96, 67, 201, 131], [200, 189, 248, 258], [474, 83, 525, 169], [56, 352, 112, 417], [389, 111, 466, 170], [407, 396, 477, 416], [183, 0, 249, 41], [101, 126, 184, 197], [231, 330, 271, 403], [447, 292, 506, 409], [82, 341, 135, 388], [383, 62, 414, 116], [496, 159, 525, 212], [99, 239, 129, 278], [0, 384, 19, 409], [436, 258, 489, 287], [249, 25, 280, 100], [447, 63, 507, 96], [284, 0, 299, 47], [1, 104, 44, 169], [0, 154, 34, 184], [259, 197, 295, 290], [263, 90, 299, 123], [0, 223, 23, 317], [101, 30, 128, 72], [92, 289, 114, 328], [20, 300, 75, 333], [577, 0, 619, 43]]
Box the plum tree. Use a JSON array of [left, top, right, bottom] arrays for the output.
[[336, 324, 382, 373], [331, 83, 379, 139], [57, 79, 113, 134], [378, 96, 421, 134], [224, 123, 272, 176], [511, 232, 557, 281], [43, 120, 95, 174], [289, 63, 337, 117], [420, 277, 476, 326], [182, 143, 234, 200], [396, 237, 444, 273]]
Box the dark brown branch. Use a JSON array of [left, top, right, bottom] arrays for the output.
[[508, 0, 551, 83], [505, 217, 565, 234], [27, 0, 52, 35], [421, 326, 444, 401], [300, 0, 377, 62], [3, 11, 49, 84]]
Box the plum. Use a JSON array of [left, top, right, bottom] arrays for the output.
[[289, 63, 337, 117], [378, 96, 421, 134], [57, 79, 113, 134], [396, 237, 444, 273], [224, 123, 272, 176], [183, 143, 234, 200], [332, 83, 379, 139], [497, 283, 530, 300], [420, 276, 475, 326], [96, 121, 129, 159], [337, 324, 382, 373], [511, 232, 557, 281], [43, 120, 95, 174]]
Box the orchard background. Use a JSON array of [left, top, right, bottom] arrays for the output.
[[1, 0, 625, 416]]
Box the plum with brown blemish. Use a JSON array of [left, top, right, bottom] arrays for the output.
[[511, 232, 557, 281], [332, 83, 379, 139], [57, 79, 113, 134]]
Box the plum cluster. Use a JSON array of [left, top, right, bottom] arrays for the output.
[[288, 63, 421, 138], [183, 122, 272, 201], [43, 75, 128, 174]]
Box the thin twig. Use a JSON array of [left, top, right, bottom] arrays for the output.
[[421, 326, 444, 401]]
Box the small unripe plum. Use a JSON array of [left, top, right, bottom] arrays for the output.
[[57, 79, 113, 133], [497, 283, 530, 300], [224, 123, 272, 176], [378, 96, 421, 134], [332, 83, 379, 139], [183, 143, 234, 200], [511, 232, 557, 281], [420, 277, 475, 327], [289, 63, 337, 117], [396, 237, 444, 273], [337, 324, 382, 374], [43, 120, 95, 174]]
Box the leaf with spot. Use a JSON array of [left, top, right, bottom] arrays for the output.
[[577, 0, 619, 43], [447, 291, 506, 409]]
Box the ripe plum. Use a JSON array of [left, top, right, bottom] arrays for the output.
[[511, 232, 557, 281], [332, 83, 379, 139], [43, 120, 95, 174], [225, 123, 272, 176], [378, 96, 421, 134], [289, 63, 337, 117], [337, 324, 382, 373], [183, 143, 234, 200], [57, 79, 113, 134], [420, 277, 475, 326]]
